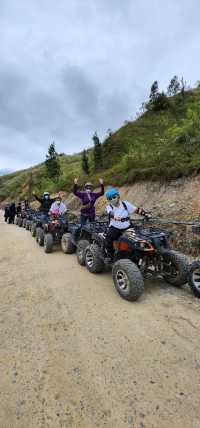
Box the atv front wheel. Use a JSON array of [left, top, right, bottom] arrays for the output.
[[61, 233, 76, 254], [44, 233, 53, 253], [188, 261, 200, 298], [85, 244, 104, 273], [112, 259, 144, 301], [77, 240, 90, 265], [162, 250, 189, 287]]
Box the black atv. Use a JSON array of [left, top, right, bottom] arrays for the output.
[[60, 218, 109, 263], [37, 213, 71, 253], [23, 209, 36, 230], [16, 210, 27, 227], [83, 218, 189, 301], [30, 212, 47, 237]]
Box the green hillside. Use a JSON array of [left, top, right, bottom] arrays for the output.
[[1, 86, 200, 202]]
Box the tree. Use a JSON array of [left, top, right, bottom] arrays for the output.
[[27, 172, 34, 200], [180, 76, 187, 100], [152, 92, 170, 111], [93, 132, 103, 170], [45, 142, 61, 181], [167, 75, 180, 96], [147, 81, 169, 112], [149, 81, 159, 104], [81, 150, 90, 175]]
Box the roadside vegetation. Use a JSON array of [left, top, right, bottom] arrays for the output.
[[1, 76, 200, 202]]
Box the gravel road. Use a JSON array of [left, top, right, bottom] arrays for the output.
[[0, 212, 200, 428]]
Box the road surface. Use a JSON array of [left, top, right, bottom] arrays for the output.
[[0, 212, 200, 428]]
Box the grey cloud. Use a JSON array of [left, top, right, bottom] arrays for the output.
[[0, 0, 200, 170], [62, 65, 99, 119]]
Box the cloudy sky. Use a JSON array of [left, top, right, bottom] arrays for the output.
[[0, 0, 199, 171]]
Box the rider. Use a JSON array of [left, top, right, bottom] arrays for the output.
[[105, 188, 148, 258], [73, 178, 104, 226], [33, 191, 56, 214], [49, 192, 67, 216]]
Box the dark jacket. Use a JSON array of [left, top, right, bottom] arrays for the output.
[[33, 194, 56, 213], [73, 184, 104, 216], [9, 203, 16, 216], [4, 206, 10, 218]]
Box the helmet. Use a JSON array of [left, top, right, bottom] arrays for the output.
[[105, 188, 120, 200], [84, 182, 93, 190], [43, 192, 50, 197]]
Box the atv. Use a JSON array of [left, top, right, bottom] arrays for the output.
[[31, 212, 47, 237], [60, 217, 109, 263], [83, 217, 189, 301], [16, 209, 27, 227], [38, 213, 70, 253], [23, 209, 36, 230]]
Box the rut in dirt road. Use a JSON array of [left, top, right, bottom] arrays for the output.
[[0, 212, 200, 428]]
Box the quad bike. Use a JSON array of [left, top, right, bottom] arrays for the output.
[[16, 210, 27, 227], [38, 213, 70, 253], [23, 209, 36, 230], [30, 212, 47, 237], [60, 217, 109, 262], [82, 217, 189, 301]]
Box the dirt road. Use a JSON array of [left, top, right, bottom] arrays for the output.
[[0, 212, 200, 428]]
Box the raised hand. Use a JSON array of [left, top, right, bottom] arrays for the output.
[[74, 177, 78, 184], [99, 178, 104, 184]]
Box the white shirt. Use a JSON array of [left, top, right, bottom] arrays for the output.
[[106, 200, 137, 229], [49, 201, 67, 215]]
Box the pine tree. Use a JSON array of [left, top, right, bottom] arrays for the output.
[[81, 150, 90, 175], [149, 81, 159, 103], [147, 81, 169, 111], [167, 76, 180, 96], [45, 142, 61, 181], [93, 132, 103, 170]]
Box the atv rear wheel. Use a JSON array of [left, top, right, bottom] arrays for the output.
[[85, 244, 104, 273], [36, 227, 44, 246], [112, 259, 144, 301], [61, 233, 76, 254], [31, 223, 37, 237], [22, 219, 26, 228], [162, 250, 189, 287], [25, 220, 30, 230], [44, 233, 53, 253], [77, 240, 90, 265], [18, 218, 23, 227], [188, 261, 200, 298]]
